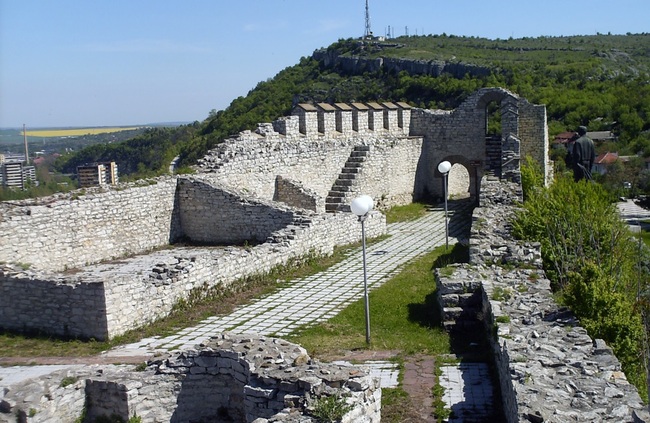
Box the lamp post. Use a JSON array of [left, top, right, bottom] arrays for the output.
[[437, 161, 451, 249], [351, 194, 374, 345]]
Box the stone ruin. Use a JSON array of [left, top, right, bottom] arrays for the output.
[[3, 178, 650, 422], [1, 87, 551, 341], [0, 333, 380, 423], [436, 176, 650, 422]]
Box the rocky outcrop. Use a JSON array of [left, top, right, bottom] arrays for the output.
[[312, 49, 492, 78]]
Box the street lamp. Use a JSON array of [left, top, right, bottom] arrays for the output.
[[351, 194, 374, 345], [437, 161, 452, 249]]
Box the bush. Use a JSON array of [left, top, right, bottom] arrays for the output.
[[512, 172, 648, 399]]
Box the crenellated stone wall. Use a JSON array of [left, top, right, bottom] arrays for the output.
[[0, 334, 381, 423], [0, 89, 549, 342], [196, 102, 418, 208]]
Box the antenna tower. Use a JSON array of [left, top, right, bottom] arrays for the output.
[[364, 0, 371, 38], [23, 124, 29, 165]]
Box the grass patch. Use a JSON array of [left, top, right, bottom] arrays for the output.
[[385, 202, 431, 224], [287, 244, 465, 357]]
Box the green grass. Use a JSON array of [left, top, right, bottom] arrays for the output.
[[384, 201, 431, 224], [287, 244, 466, 356]]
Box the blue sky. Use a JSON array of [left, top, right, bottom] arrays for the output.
[[1, 0, 648, 128]]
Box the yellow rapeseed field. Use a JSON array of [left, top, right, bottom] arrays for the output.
[[23, 127, 141, 137]]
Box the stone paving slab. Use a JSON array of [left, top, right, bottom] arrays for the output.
[[103, 201, 473, 357], [1, 201, 494, 423], [440, 363, 495, 423]]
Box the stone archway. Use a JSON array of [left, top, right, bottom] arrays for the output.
[[412, 87, 549, 201], [448, 163, 471, 199]]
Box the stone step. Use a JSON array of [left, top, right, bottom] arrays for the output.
[[327, 190, 345, 198], [327, 197, 343, 204], [347, 156, 366, 163], [441, 292, 484, 308], [325, 203, 341, 212], [342, 167, 362, 174], [443, 319, 484, 333], [338, 173, 357, 180], [443, 306, 481, 320], [334, 179, 353, 187], [344, 162, 363, 168], [354, 145, 371, 152]]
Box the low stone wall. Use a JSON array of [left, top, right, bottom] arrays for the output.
[[0, 334, 381, 423], [0, 210, 385, 340], [274, 175, 325, 212], [0, 177, 181, 273], [177, 176, 298, 244], [436, 176, 650, 422]]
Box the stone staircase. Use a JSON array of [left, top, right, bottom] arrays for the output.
[[325, 145, 370, 213], [437, 276, 490, 353]]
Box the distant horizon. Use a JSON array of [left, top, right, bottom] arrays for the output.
[[2, 0, 648, 128], [0, 122, 193, 131]]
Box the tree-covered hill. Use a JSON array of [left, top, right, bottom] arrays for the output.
[[54, 33, 650, 182]]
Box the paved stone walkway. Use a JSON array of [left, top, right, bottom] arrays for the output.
[[2, 200, 497, 421], [104, 201, 474, 358]]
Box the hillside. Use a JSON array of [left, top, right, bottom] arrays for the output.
[[19, 33, 650, 193]]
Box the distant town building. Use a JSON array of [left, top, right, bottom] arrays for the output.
[[77, 162, 119, 187], [0, 160, 36, 189], [593, 152, 619, 175]]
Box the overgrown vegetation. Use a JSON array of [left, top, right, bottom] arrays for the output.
[[513, 159, 650, 400], [309, 393, 353, 422]]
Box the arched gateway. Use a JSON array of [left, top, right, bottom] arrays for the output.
[[411, 87, 550, 200]]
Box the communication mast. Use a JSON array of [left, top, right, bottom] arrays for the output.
[[364, 0, 372, 39], [23, 124, 29, 165]]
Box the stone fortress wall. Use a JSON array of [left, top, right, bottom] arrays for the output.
[[437, 178, 650, 422], [0, 333, 381, 423], [0, 87, 550, 341], [3, 179, 649, 422], [2, 82, 647, 419]]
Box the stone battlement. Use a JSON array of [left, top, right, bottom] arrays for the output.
[[272, 101, 411, 139]]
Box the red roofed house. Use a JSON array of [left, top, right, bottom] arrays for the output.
[[593, 152, 619, 175]]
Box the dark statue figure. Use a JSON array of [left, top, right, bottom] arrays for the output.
[[571, 126, 595, 181]]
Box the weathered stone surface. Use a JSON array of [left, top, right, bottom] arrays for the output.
[[437, 177, 650, 422], [0, 334, 381, 423]]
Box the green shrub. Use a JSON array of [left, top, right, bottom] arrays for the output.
[[310, 393, 353, 422], [520, 155, 545, 200], [512, 173, 648, 400]]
